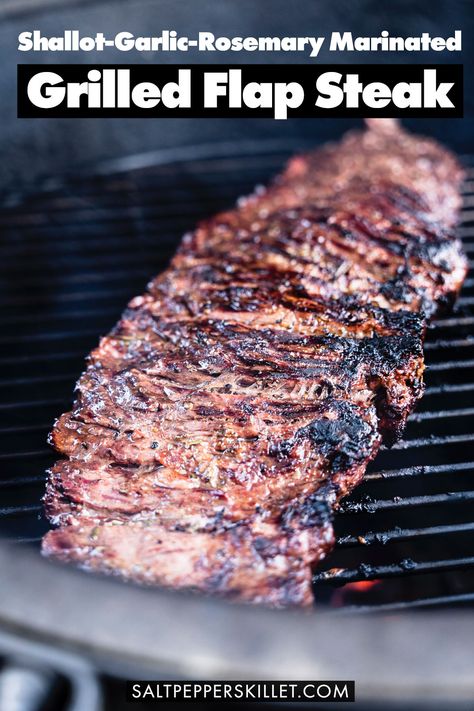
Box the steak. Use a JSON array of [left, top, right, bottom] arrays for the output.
[[42, 120, 468, 607]]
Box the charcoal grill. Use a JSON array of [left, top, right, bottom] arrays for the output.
[[0, 137, 473, 708]]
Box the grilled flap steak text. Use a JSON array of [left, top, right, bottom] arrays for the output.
[[42, 120, 468, 607]]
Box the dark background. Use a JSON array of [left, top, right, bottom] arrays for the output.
[[1, 0, 473, 193]]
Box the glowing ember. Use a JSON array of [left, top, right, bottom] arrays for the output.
[[346, 580, 379, 592], [331, 579, 381, 607]]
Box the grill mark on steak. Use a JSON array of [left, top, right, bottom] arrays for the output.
[[42, 120, 467, 607]]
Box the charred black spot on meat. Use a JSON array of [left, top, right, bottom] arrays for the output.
[[380, 276, 415, 305], [307, 403, 377, 472], [354, 333, 423, 372], [269, 400, 377, 472], [281, 488, 334, 531]]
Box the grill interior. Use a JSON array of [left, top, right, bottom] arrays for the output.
[[0, 140, 473, 613]]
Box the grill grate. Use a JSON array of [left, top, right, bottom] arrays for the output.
[[0, 142, 473, 612]]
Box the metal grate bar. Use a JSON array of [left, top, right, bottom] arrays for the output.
[[0, 450, 51, 461], [0, 308, 120, 328], [409, 407, 474, 422], [0, 374, 79, 388], [424, 382, 474, 396], [424, 337, 474, 351], [0, 504, 42, 518], [0, 287, 135, 308], [0, 267, 152, 289], [392, 433, 474, 450], [334, 592, 474, 614], [0, 252, 170, 275], [0, 351, 86, 367], [0, 329, 104, 346], [0, 196, 239, 228], [314, 556, 474, 584], [0, 475, 46, 488], [427, 359, 474, 372], [431, 316, 474, 328], [0, 398, 68, 411], [0, 166, 287, 206], [0, 230, 183, 258], [365, 460, 474, 481], [339, 490, 474, 514], [338, 521, 474, 548], [0, 423, 54, 435]]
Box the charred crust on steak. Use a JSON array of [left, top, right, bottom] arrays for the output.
[[42, 121, 468, 607]]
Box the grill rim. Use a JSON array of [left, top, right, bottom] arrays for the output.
[[1, 539, 474, 703]]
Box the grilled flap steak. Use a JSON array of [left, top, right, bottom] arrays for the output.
[[42, 120, 467, 607]]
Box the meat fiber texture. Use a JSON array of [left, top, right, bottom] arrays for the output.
[[42, 119, 467, 607]]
